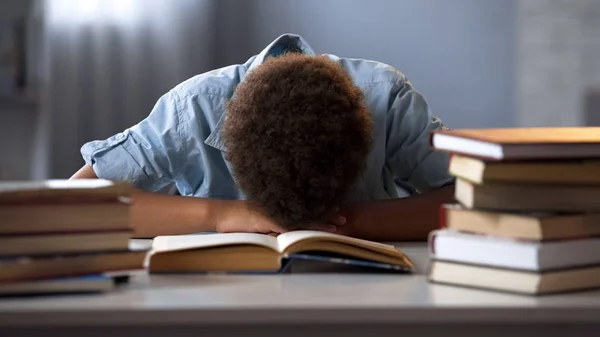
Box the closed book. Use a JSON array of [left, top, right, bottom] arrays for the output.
[[429, 261, 600, 295], [0, 274, 116, 296], [455, 178, 600, 212], [431, 127, 600, 161], [0, 202, 130, 234], [0, 249, 146, 284], [0, 231, 132, 256], [441, 204, 600, 241], [429, 229, 600, 272], [148, 231, 413, 273], [449, 155, 600, 185], [0, 179, 131, 204]]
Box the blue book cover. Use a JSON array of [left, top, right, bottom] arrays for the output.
[[281, 252, 414, 274], [0, 274, 129, 296]]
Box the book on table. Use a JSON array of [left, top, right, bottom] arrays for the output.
[[453, 177, 600, 212], [428, 260, 600, 295], [0, 179, 131, 234], [429, 229, 600, 272], [0, 274, 124, 296], [148, 230, 413, 273], [0, 179, 145, 285], [448, 154, 600, 185], [441, 204, 600, 241], [0, 179, 131, 204], [427, 127, 600, 295], [0, 231, 133, 256], [428, 229, 600, 295], [430, 127, 600, 161], [0, 248, 147, 284]]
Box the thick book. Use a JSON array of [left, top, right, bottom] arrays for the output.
[[431, 127, 600, 161], [449, 155, 600, 185], [429, 229, 600, 272], [0, 274, 117, 296], [429, 260, 600, 295], [148, 231, 413, 273], [0, 202, 130, 234], [441, 204, 600, 241], [0, 179, 131, 204], [0, 231, 132, 256], [0, 249, 147, 284], [455, 178, 600, 212]]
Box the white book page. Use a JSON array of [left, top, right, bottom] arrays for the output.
[[433, 133, 503, 159], [276, 230, 396, 253], [151, 233, 279, 254], [0, 179, 115, 193], [432, 230, 539, 270]]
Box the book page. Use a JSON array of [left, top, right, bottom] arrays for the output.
[[276, 230, 399, 255], [151, 233, 279, 254], [437, 127, 600, 144]]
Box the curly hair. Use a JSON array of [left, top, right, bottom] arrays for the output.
[[223, 53, 373, 229]]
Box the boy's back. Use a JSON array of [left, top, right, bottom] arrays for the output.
[[73, 34, 454, 240]]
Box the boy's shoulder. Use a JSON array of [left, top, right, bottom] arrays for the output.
[[170, 64, 247, 100], [329, 55, 408, 88], [170, 56, 408, 100]]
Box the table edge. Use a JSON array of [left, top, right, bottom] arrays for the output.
[[1, 307, 599, 326]]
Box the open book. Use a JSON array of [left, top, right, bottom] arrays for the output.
[[148, 231, 413, 273]]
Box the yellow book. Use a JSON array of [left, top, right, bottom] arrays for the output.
[[455, 178, 600, 212], [449, 155, 600, 185], [442, 204, 600, 241], [431, 127, 600, 161], [0, 179, 131, 234], [429, 261, 600, 295]]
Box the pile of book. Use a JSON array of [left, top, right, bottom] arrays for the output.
[[0, 179, 146, 296], [428, 127, 600, 295]]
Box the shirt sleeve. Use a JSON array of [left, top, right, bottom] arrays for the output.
[[385, 79, 455, 193], [80, 91, 183, 192]]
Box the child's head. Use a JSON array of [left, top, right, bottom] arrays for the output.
[[224, 53, 373, 229]]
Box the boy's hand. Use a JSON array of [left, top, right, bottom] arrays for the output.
[[216, 201, 346, 234], [216, 200, 286, 234], [310, 207, 347, 233]]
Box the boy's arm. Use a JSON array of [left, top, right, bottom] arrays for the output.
[[339, 185, 453, 241], [345, 73, 454, 242], [73, 91, 250, 237], [70, 165, 285, 237], [71, 165, 345, 237]]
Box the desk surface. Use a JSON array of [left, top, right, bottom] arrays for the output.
[[1, 242, 600, 327]]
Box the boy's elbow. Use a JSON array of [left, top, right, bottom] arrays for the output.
[[70, 165, 98, 179]]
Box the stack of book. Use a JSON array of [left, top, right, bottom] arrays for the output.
[[0, 179, 147, 296], [427, 127, 600, 295]]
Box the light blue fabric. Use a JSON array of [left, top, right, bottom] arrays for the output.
[[81, 34, 454, 202]]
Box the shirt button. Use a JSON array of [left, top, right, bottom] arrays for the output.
[[115, 133, 125, 140]]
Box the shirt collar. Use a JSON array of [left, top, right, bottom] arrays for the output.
[[247, 33, 316, 72], [205, 34, 316, 152]]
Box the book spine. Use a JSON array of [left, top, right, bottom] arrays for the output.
[[439, 205, 447, 229], [427, 230, 439, 257]]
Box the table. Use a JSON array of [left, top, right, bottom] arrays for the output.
[[1, 242, 599, 337]]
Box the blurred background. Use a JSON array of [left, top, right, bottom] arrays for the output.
[[0, 0, 599, 181]]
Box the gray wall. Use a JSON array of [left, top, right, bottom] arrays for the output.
[[517, 0, 600, 127], [1, 0, 519, 180], [0, 0, 35, 180], [0, 0, 31, 20], [36, 0, 219, 179], [0, 106, 36, 180], [227, 0, 517, 129]]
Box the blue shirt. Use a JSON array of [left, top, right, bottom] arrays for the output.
[[81, 34, 453, 201]]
